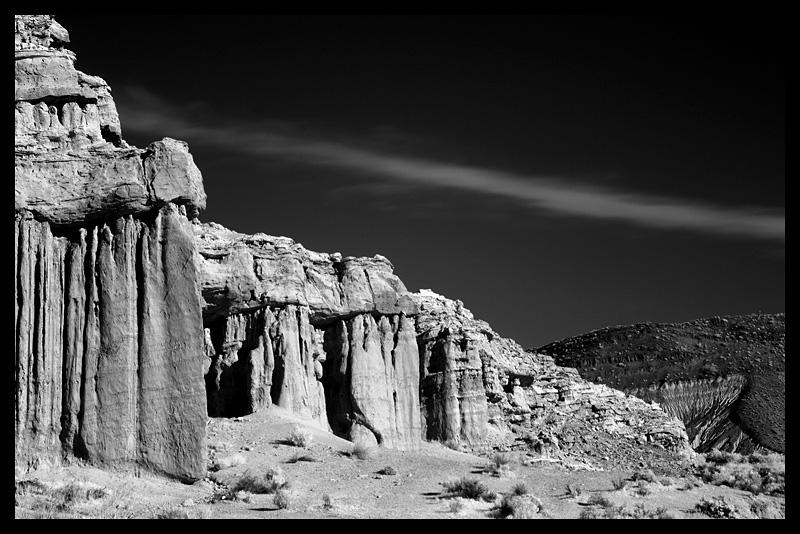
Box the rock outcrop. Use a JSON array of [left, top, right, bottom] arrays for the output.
[[195, 222, 422, 450], [15, 15, 207, 480], [411, 290, 691, 471]]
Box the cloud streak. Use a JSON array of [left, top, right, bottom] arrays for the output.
[[118, 88, 785, 242]]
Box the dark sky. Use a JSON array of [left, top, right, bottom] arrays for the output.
[[55, 15, 784, 348]]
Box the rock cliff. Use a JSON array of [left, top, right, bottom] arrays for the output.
[[15, 15, 207, 480], [15, 15, 695, 480]]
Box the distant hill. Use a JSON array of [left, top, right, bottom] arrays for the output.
[[535, 314, 785, 453]]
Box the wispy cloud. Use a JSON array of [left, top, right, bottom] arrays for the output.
[[117, 88, 785, 242]]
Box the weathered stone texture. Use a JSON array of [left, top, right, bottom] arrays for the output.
[[15, 206, 207, 480], [322, 314, 421, 450], [15, 16, 208, 480], [194, 222, 418, 324]]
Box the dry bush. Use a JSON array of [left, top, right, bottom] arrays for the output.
[[564, 482, 582, 498], [493, 494, 546, 519], [631, 468, 658, 483], [611, 476, 627, 491], [378, 466, 397, 475], [346, 443, 373, 460], [229, 466, 288, 495], [442, 477, 491, 500], [16, 479, 110, 518], [273, 489, 290, 509], [449, 497, 466, 514], [288, 425, 314, 448], [696, 451, 784, 496], [695, 496, 741, 519]]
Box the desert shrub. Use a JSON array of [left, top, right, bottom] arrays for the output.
[[234, 490, 252, 503], [635, 481, 652, 496], [230, 466, 288, 495], [511, 482, 528, 496], [345, 443, 372, 460], [631, 503, 674, 519], [579, 508, 600, 519], [288, 425, 313, 448], [486, 452, 515, 478], [321, 493, 333, 510], [579, 502, 673, 519], [492, 494, 545, 519], [611, 476, 627, 491], [24, 480, 110, 515], [449, 498, 466, 514], [695, 496, 741, 519], [286, 452, 317, 464], [631, 468, 657, 483], [748, 496, 784, 519], [378, 466, 397, 476], [564, 482, 582, 497], [491, 452, 512, 468], [273, 489, 290, 509], [705, 449, 741, 465], [587, 493, 612, 508], [442, 477, 490, 500], [155, 506, 190, 519], [679, 475, 702, 491], [696, 452, 784, 496]]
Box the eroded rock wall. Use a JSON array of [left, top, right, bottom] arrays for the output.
[[15, 15, 208, 480], [322, 313, 421, 450], [15, 206, 207, 479]]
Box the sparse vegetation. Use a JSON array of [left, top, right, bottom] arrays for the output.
[[321, 493, 333, 510], [587, 493, 612, 508], [286, 452, 317, 464], [492, 493, 546, 519], [442, 477, 491, 500], [273, 489, 291, 509], [511, 482, 528, 496], [287, 425, 314, 448], [564, 482, 582, 498], [484, 452, 515, 478], [631, 468, 658, 483], [155, 506, 190, 519], [15, 479, 111, 518], [694, 496, 741, 519], [448, 497, 466, 514], [695, 449, 785, 496], [343, 443, 373, 460], [635, 481, 652, 496], [378, 466, 397, 475], [611, 476, 627, 490], [579, 498, 674, 519], [226, 466, 288, 496]]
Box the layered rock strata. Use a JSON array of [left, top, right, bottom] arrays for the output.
[[15, 15, 208, 480]]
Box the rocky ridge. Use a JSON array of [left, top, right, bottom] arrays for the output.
[[536, 314, 785, 454], [15, 15, 694, 481]]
